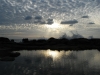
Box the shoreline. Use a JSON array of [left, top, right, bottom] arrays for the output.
[[0, 37, 100, 51], [1, 45, 100, 51]]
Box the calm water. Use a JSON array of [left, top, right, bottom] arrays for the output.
[[0, 49, 100, 75]]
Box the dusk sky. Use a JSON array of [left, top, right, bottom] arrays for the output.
[[0, 0, 100, 39]]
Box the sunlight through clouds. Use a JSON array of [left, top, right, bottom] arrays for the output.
[[0, 0, 100, 38]]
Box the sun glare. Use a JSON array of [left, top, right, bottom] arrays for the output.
[[48, 50, 58, 57], [46, 49, 59, 58], [46, 23, 61, 29], [43, 49, 72, 61]]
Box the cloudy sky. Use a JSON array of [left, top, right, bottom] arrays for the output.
[[0, 0, 100, 39]]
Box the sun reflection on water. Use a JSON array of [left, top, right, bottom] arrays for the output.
[[45, 49, 71, 61], [47, 50, 59, 58]]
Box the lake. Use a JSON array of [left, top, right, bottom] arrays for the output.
[[0, 49, 100, 75]]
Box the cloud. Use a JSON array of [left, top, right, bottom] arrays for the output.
[[33, 16, 46, 24], [25, 16, 32, 20], [60, 32, 84, 39], [89, 22, 95, 24], [46, 21, 54, 24], [81, 16, 89, 18], [33, 18, 54, 25], [39, 21, 46, 24], [60, 20, 78, 25], [47, 19, 53, 22], [46, 19, 54, 25], [34, 16, 42, 20], [34, 21, 46, 24]]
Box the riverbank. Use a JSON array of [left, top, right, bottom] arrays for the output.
[[0, 37, 100, 51]]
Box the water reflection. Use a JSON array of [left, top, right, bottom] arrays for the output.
[[0, 50, 20, 61], [46, 49, 63, 61], [0, 49, 100, 75]]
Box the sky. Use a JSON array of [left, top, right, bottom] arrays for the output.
[[0, 0, 100, 39]]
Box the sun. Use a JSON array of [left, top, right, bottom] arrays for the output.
[[46, 23, 60, 29]]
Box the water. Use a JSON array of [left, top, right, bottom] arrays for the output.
[[0, 49, 100, 75]]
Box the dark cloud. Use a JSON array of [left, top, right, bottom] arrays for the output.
[[33, 16, 46, 24], [34, 20, 46, 24], [33, 18, 54, 25], [60, 20, 78, 25], [46, 21, 54, 24], [81, 16, 89, 18], [34, 16, 42, 20], [25, 16, 32, 20], [47, 19, 53, 22], [34, 21, 40, 24], [89, 22, 95, 24], [46, 19, 54, 24], [39, 21, 46, 24]]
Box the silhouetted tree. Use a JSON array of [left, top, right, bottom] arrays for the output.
[[36, 39, 47, 46], [22, 38, 29, 43], [90, 39, 100, 46], [48, 37, 56, 40], [47, 37, 59, 45], [0, 37, 10, 43], [59, 38, 69, 45], [11, 39, 15, 43]]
